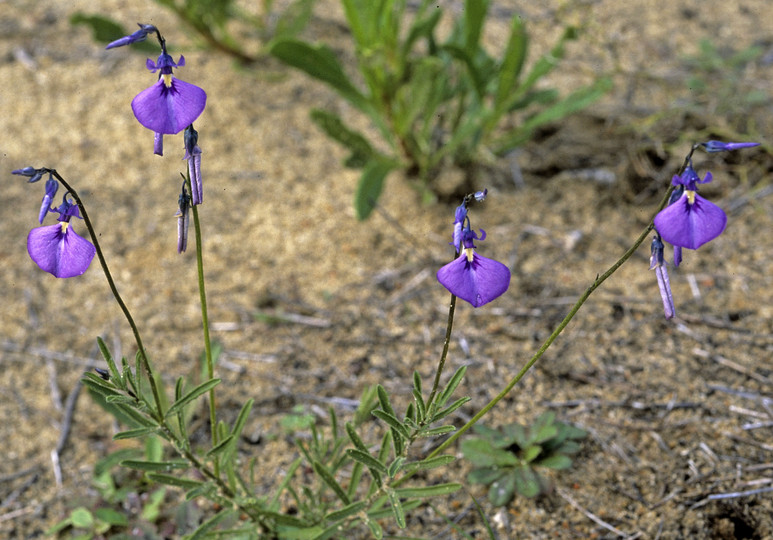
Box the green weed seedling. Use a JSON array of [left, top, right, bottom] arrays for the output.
[[461, 411, 587, 506]]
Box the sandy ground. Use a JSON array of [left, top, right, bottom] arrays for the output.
[[1, 0, 772, 538]]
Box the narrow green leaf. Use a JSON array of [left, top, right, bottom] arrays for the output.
[[270, 40, 370, 113], [312, 460, 350, 504], [206, 434, 235, 458], [120, 459, 189, 472], [394, 482, 461, 498], [94, 507, 128, 527], [346, 449, 387, 475], [345, 422, 368, 452], [146, 473, 202, 489], [387, 488, 406, 528], [323, 500, 367, 522], [188, 509, 237, 540], [522, 444, 542, 463], [113, 426, 158, 440], [96, 336, 122, 384], [417, 425, 456, 437], [463, 0, 489, 54], [354, 160, 396, 220], [310, 109, 375, 168], [431, 396, 471, 423], [371, 410, 411, 441], [493, 15, 528, 115], [436, 365, 467, 409], [387, 456, 405, 478], [221, 398, 254, 464], [165, 378, 220, 418]]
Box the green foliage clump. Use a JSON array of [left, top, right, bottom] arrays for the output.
[[271, 0, 611, 218], [461, 411, 587, 506]]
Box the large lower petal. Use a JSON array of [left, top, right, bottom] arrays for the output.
[[131, 78, 206, 134], [437, 252, 511, 307], [654, 194, 727, 249], [27, 224, 96, 278]]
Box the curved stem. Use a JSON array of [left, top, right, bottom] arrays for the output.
[[190, 202, 218, 475], [50, 169, 165, 420], [426, 293, 457, 411], [427, 185, 676, 459]]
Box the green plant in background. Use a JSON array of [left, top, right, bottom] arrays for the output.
[[71, 0, 314, 62], [271, 0, 611, 218], [683, 38, 769, 120], [461, 411, 587, 505]]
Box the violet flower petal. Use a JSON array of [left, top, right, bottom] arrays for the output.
[[131, 78, 206, 134], [27, 223, 96, 278], [437, 252, 511, 307], [653, 193, 727, 249]]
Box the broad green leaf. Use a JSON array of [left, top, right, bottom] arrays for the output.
[[94, 507, 128, 527], [460, 438, 518, 467], [354, 159, 397, 220], [70, 507, 94, 528], [488, 471, 517, 506], [270, 40, 370, 113], [165, 378, 220, 418], [521, 444, 542, 463], [513, 465, 541, 498], [467, 467, 504, 486], [537, 454, 572, 470]]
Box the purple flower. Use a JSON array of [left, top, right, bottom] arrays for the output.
[[653, 163, 727, 251], [451, 204, 468, 252], [700, 140, 760, 153], [649, 236, 675, 319], [27, 197, 95, 278], [105, 24, 157, 49], [184, 125, 203, 205], [437, 225, 511, 307], [131, 52, 206, 139]]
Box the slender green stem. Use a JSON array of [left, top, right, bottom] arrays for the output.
[[426, 293, 457, 411], [190, 202, 219, 475], [51, 170, 165, 420], [427, 185, 677, 459]]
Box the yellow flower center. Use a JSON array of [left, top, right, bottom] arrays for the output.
[[60, 222, 69, 233], [686, 190, 696, 204], [464, 248, 475, 262], [163, 73, 173, 88]]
